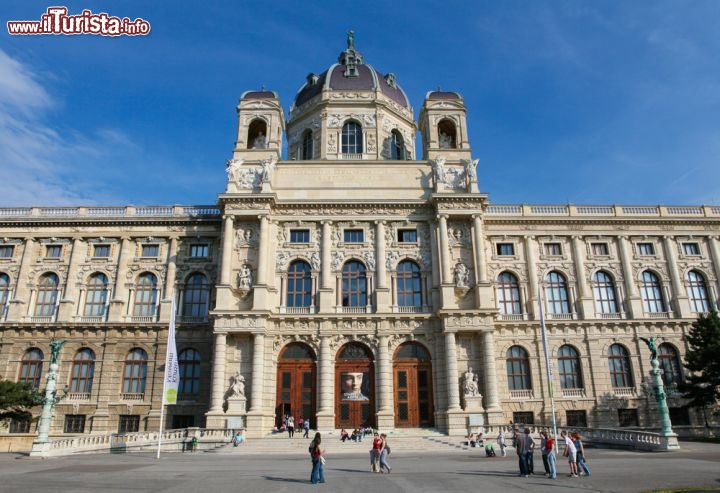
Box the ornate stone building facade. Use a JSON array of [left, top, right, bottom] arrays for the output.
[[1, 37, 719, 439]]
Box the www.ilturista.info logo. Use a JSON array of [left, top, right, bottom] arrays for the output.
[[7, 7, 151, 36]]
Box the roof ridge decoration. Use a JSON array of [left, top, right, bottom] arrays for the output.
[[338, 29, 363, 77]]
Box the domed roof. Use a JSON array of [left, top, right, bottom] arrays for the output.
[[293, 33, 411, 110], [426, 90, 463, 101], [240, 90, 279, 100]]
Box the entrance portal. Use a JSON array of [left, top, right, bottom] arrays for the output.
[[393, 342, 434, 427], [276, 343, 316, 429], [335, 342, 374, 429]]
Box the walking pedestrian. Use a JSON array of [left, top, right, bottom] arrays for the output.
[[287, 415, 295, 438], [370, 432, 382, 473], [309, 432, 325, 484], [573, 432, 591, 476], [560, 430, 578, 478], [545, 432, 557, 479], [379, 433, 392, 474], [303, 417, 310, 438], [497, 430, 506, 457], [540, 431, 551, 477]]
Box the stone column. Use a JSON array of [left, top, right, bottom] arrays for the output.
[[438, 215, 452, 283], [321, 222, 332, 289], [663, 236, 688, 317], [249, 332, 265, 412], [376, 334, 394, 430], [316, 334, 335, 430], [481, 330, 500, 411], [58, 238, 84, 321], [471, 215, 487, 283], [571, 236, 593, 317], [708, 236, 720, 309], [109, 237, 131, 321], [445, 331, 461, 411], [256, 216, 269, 284], [160, 237, 178, 322], [209, 332, 227, 413], [8, 238, 34, 320], [375, 221, 390, 311], [524, 236, 538, 319], [220, 216, 234, 285], [617, 236, 641, 317]]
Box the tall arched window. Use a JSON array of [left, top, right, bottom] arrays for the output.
[[287, 260, 312, 308], [301, 130, 314, 160], [545, 271, 570, 314], [497, 272, 521, 315], [70, 348, 95, 394], [640, 271, 665, 313], [19, 348, 44, 389], [389, 130, 405, 160], [437, 119, 457, 149], [133, 273, 158, 317], [557, 345, 583, 389], [687, 270, 710, 313], [182, 273, 210, 318], [178, 348, 201, 395], [35, 273, 59, 317], [341, 121, 363, 154], [657, 343, 682, 389], [0, 273, 10, 319], [396, 260, 422, 308], [593, 271, 618, 314], [341, 260, 367, 307], [506, 345, 531, 390], [608, 344, 633, 388], [84, 273, 109, 317], [122, 348, 148, 395]]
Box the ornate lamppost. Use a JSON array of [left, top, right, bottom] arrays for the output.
[[640, 336, 679, 450], [29, 339, 67, 457]]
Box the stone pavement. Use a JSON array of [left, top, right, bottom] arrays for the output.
[[3, 440, 720, 493]]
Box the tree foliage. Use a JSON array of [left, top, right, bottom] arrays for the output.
[[0, 380, 43, 421], [680, 312, 720, 414]]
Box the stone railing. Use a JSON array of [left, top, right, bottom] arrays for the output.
[[0, 205, 220, 219], [568, 427, 676, 451], [485, 204, 720, 218]]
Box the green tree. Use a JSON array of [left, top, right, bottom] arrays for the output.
[[680, 312, 720, 426], [0, 380, 42, 422]]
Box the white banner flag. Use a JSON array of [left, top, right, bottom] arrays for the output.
[[162, 298, 179, 405]]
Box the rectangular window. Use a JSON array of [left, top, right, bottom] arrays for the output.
[[93, 244, 110, 258], [343, 229, 364, 243], [64, 414, 86, 433], [682, 243, 700, 256], [544, 243, 562, 256], [398, 229, 418, 243], [290, 229, 310, 243], [141, 244, 159, 257], [496, 243, 515, 256], [9, 418, 31, 433], [637, 243, 655, 256], [118, 415, 140, 433], [617, 408, 639, 427], [46, 245, 62, 258], [566, 410, 588, 428], [668, 407, 691, 426], [0, 245, 14, 258], [591, 243, 609, 256], [512, 411, 534, 425], [190, 244, 209, 257]]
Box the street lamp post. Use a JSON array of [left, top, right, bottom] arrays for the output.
[[29, 339, 67, 457], [641, 336, 680, 451]]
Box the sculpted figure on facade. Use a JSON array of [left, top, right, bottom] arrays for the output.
[[310, 251, 321, 271], [386, 250, 400, 270], [363, 251, 376, 271], [431, 157, 446, 186], [276, 251, 290, 270], [439, 131, 452, 149], [331, 251, 345, 270], [229, 371, 245, 398], [226, 158, 243, 183], [238, 264, 253, 291], [463, 367, 479, 396], [463, 158, 478, 182], [259, 158, 275, 184], [454, 262, 470, 288], [252, 131, 267, 149]]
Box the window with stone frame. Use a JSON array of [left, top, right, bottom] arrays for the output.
[[9, 418, 31, 433], [45, 244, 62, 258], [290, 229, 310, 243], [682, 242, 700, 256], [396, 260, 422, 307], [84, 273, 108, 317], [506, 345, 531, 390], [496, 242, 515, 256], [687, 270, 710, 313], [617, 408, 639, 427], [636, 242, 655, 256], [69, 348, 95, 394], [343, 229, 364, 243], [640, 271, 666, 313], [178, 348, 201, 396], [590, 242, 609, 256], [496, 271, 521, 315], [118, 415, 140, 433], [557, 345, 583, 389], [397, 229, 417, 243], [544, 242, 562, 256], [122, 348, 148, 395], [566, 410, 588, 427], [512, 411, 534, 425], [64, 414, 86, 433], [341, 121, 363, 154], [141, 244, 159, 257], [92, 244, 110, 258], [592, 271, 618, 314], [19, 348, 44, 389], [608, 344, 633, 388], [35, 273, 60, 317], [0, 245, 14, 258], [189, 244, 209, 258]]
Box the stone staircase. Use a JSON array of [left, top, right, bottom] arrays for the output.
[[209, 429, 480, 456]]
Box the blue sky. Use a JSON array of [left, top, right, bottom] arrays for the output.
[[2, 1, 719, 207]]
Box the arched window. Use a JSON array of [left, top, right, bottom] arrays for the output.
[[84, 273, 109, 317], [506, 345, 531, 390], [437, 119, 457, 149], [557, 345, 583, 389], [497, 272, 521, 315], [178, 348, 201, 395], [70, 348, 95, 394], [301, 130, 314, 160], [608, 344, 633, 388], [35, 273, 59, 317], [640, 271, 665, 313], [133, 273, 158, 317], [19, 348, 44, 389], [0, 273, 10, 319], [341, 121, 363, 154], [687, 270, 710, 313], [389, 130, 405, 160], [657, 343, 682, 389], [341, 260, 367, 307], [247, 119, 268, 149], [122, 348, 148, 395], [593, 271, 618, 314], [182, 273, 210, 318], [545, 271, 570, 314], [287, 260, 312, 308], [396, 260, 422, 308]]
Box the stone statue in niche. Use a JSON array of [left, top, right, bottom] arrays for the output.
[[310, 252, 321, 271], [238, 264, 253, 291], [463, 367, 479, 396], [252, 132, 267, 149], [230, 371, 245, 398], [439, 131, 452, 149], [463, 158, 478, 182], [432, 157, 446, 185], [454, 262, 470, 288]]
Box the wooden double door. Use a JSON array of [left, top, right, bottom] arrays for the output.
[[394, 361, 434, 427], [276, 360, 316, 429]]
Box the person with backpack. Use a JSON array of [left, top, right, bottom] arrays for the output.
[[303, 417, 310, 438], [309, 432, 325, 484]]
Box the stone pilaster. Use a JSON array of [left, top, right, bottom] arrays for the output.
[[57, 237, 83, 321], [481, 330, 502, 421], [571, 236, 593, 318], [316, 334, 335, 431], [108, 237, 131, 321], [663, 236, 688, 317], [376, 335, 394, 429], [318, 221, 334, 312], [159, 237, 178, 322], [208, 332, 227, 415], [375, 221, 390, 311], [524, 236, 538, 319], [252, 215, 269, 309], [617, 236, 642, 317]]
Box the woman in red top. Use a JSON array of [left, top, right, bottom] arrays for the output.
[[370, 432, 382, 472]]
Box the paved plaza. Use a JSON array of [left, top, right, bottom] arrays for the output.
[[3, 440, 720, 493]]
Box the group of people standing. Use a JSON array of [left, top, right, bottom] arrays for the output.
[[307, 430, 393, 484], [513, 428, 590, 480], [279, 415, 310, 438]]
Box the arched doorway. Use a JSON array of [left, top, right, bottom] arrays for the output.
[[276, 343, 317, 428], [393, 342, 434, 427], [335, 342, 374, 429]]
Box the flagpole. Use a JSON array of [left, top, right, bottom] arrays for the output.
[[538, 291, 558, 441], [157, 297, 179, 459]]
